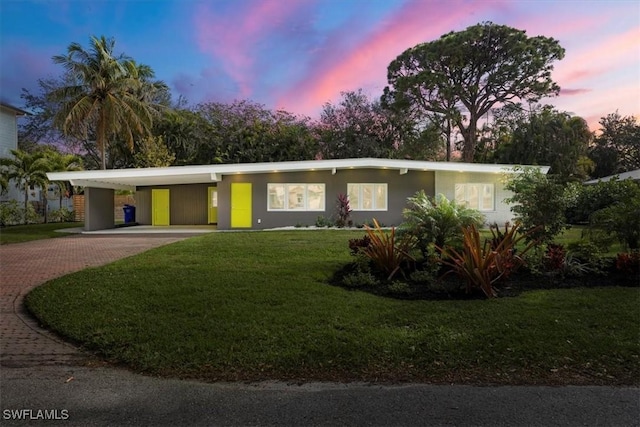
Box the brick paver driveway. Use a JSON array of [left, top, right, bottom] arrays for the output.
[[0, 234, 192, 367]]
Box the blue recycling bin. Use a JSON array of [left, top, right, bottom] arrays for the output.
[[123, 204, 136, 223]]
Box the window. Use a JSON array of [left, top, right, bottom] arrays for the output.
[[267, 184, 325, 211], [455, 183, 494, 211], [348, 183, 388, 211]]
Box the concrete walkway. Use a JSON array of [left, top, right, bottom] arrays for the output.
[[0, 234, 192, 367]]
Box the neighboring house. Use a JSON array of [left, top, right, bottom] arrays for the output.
[[48, 158, 550, 231], [0, 102, 29, 204], [584, 169, 640, 185], [0, 102, 72, 213]]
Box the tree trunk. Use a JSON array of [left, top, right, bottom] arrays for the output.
[[23, 187, 29, 225], [98, 111, 107, 170], [462, 116, 478, 162]]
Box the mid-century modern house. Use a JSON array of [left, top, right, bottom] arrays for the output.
[[47, 158, 550, 231]]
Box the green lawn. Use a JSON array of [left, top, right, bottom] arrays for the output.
[[0, 222, 82, 245], [26, 230, 639, 385]]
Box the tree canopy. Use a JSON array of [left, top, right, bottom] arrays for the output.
[[492, 105, 593, 182], [589, 112, 640, 178], [385, 22, 565, 162], [49, 35, 167, 169]]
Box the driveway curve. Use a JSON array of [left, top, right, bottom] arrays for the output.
[[0, 234, 193, 367]]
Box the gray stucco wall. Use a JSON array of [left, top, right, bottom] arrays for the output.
[[84, 187, 114, 231], [135, 183, 212, 225], [216, 169, 435, 229], [133, 169, 435, 229]]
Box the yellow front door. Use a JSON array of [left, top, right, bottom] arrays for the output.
[[152, 189, 170, 226], [231, 183, 251, 228], [208, 187, 218, 224]]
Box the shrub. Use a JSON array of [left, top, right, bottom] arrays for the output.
[[315, 215, 333, 228], [401, 191, 484, 258], [363, 219, 415, 280], [49, 207, 75, 223], [504, 166, 568, 244], [342, 270, 379, 288], [489, 222, 539, 279], [387, 281, 412, 295], [616, 251, 640, 275], [544, 244, 567, 272], [565, 178, 639, 224], [0, 200, 39, 226], [438, 223, 535, 298], [566, 240, 607, 273], [348, 235, 371, 256], [0, 200, 23, 226], [588, 183, 640, 250], [334, 193, 352, 228]]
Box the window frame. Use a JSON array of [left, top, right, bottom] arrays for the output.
[[454, 183, 495, 212], [347, 183, 388, 211], [267, 183, 326, 212]]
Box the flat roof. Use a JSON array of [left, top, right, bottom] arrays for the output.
[[47, 158, 551, 191], [584, 169, 640, 184], [0, 102, 29, 116]]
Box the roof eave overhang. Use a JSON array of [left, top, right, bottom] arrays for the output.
[[48, 159, 551, 190]]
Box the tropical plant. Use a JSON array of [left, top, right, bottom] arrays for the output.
[[615, 251, 640, 275], [504, 166, 568, 244], [0, 200, 39, 226], [0, 149, 49, 223], [50, 35, 165, 169], [401, 191, 484, 257], [362, 219, 415, 280], [438, 224, 536, 298], [45, 149, 83, 211], [565, 178, 638, 224], [335, 193, 352, 228], [588, 187, 640, 250]]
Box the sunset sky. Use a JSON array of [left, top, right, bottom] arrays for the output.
[[1, 0, 638, 130]]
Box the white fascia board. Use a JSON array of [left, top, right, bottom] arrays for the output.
[[69, 179, 135, 191], [48, 159, 552, 189]]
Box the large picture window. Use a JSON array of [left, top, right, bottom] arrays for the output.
[[347, 183, 388, 211], [268, 183, 325, 211], [455, 183, 494, 211]]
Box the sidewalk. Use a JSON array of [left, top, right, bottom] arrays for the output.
[[0, 234, 191, 367]]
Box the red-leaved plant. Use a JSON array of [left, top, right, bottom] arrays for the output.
[[363, 218, 415, 280], [438, 223, 537, 298]]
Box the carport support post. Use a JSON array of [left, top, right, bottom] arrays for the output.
[[84, 187, 115, 231]]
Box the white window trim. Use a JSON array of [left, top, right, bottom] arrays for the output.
[[348, 183, 388, 211], [455, 183, 495, 212], [267, 183, 325, 211]]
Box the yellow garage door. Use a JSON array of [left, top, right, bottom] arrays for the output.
[[231, 183, 251, 228], [152, 189, 170, 226]]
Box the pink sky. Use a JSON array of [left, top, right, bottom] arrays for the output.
[[1, 0, 638, 131]]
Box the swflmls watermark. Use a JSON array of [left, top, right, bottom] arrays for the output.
[[3, 409, 69, 421]]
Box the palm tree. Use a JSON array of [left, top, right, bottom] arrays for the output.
[[50, 35, 162, 170], [45, 150, 83, 215], [0, 149, 50, 223]]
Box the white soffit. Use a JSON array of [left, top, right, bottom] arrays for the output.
[[48, 158, 550, 190]]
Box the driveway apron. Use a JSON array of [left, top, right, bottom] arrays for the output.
[[0, 234, 191, 367]]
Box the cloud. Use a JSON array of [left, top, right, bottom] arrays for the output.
[[275, 0, 508, 117], [559, 88, 591, 96], [192, 0, 317, 101], [0, 43, 60, 107]]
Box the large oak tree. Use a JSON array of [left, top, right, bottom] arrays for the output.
[[385, 22, 565, 162]]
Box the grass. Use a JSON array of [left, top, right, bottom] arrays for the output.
[[0, 222, 82, 245], [26, 230, 639, 385]]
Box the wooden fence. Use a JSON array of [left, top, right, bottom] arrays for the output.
[[73, 194, 136, 222]]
